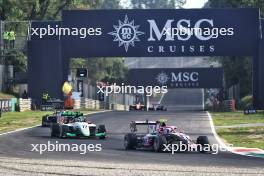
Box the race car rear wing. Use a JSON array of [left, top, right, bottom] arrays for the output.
[[130, 120, 157, 133], [131, 120, 157, 125]]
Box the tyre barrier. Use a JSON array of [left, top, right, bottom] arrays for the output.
[[73, 98, 127, 111], [222, 99, 235, 112], [19, 98, 31, 112]]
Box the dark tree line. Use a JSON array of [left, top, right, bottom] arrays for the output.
[[207, 0, 264, 98]]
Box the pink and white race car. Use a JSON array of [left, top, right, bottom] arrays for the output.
[[124, 119, 211, 153]]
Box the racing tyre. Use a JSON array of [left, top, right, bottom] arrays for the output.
[[153, 135, 167, 152], [98, 125, 106, 133], [98, 125, 106, 139], [59, 125, 68, 138], [124, 133, 137, 150], [50, 125, 56, 137], [42, 115, 47, 127], [197, 136, 211, 153]]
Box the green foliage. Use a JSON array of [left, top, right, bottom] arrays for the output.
[[0, 0, 121, 78], [70, 58, 128, 84], [130, 0, 186, 9], [241, 95, 253, 108], [0, 0, 119, 20], [97, 0, 121, 9], [207, 0, 264, 16], [5, 50, 27, 72], [220, 56, 252, 97], [208, 0, 264, 98]]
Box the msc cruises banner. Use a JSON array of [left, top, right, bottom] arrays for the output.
[[59, 9, 259, 57], [127, 68, 223, 88]]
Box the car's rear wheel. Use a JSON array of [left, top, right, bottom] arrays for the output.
[[197, 136, 211, 153], [98, 125, 106, 139], [153, 135, 167, 152], [124, 133, 137, 150]]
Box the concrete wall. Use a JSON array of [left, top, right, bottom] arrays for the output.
[[0, 65, 4, 92]]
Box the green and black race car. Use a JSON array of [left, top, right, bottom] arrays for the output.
[[50, 111, 106, 139]]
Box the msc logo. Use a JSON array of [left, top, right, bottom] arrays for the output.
[[156, 71, 199, 85], [171, 72, 199, 82], [108, 15, 144, 52], [120, 26, 133, 40], [156, 72, 170, 85]]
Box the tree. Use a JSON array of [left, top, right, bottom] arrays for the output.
[[0, 0, 123, 79], [0, 0, 116, 21], [98, 0, 121, 9], [130, 0, 186, 9], [207, 0, 264, 98], [70, 58, 128, 84], [207, 0, 264, 16]]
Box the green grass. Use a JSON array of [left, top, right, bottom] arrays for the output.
[[211, 111, 264, 149], [0, 92, 15, 99], [217, 127, 264, 149], [0, 111, 51, 133], [211, 111, 264, 126], [0, 109, 103, 134]]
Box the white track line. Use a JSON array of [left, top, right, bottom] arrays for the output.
[[0, 110, 110, 136], [0, 125, 40, 136], [208, 112, 264, 158], [206, 111, 231, 151], [202, 89, 205, 110], [158, 93, 166, 104]]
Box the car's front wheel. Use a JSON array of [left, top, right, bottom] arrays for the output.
[[50, 125, 56, 137], [98, 125, 106, 139], [59, 125, 68, 138], [124, 133, 137, 150], [153, 135, 167, 152], [197, 136, 211, 153], [42, 115, 47, 127]]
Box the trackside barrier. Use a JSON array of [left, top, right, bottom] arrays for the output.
[[19, 98, 31, 112], [222, 99, 236, 112], [73, 98, 101, 110], [73, 99, 81, 109], [0, 99, 12, 112], [73, 98, 128, 111], [113, 104, 130, 111]]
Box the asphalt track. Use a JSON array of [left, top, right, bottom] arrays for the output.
[[0, 89, 263, 170]]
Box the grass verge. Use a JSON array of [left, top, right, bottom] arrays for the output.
[[217, 127, 264, 150], [0, 92, 15, 99], [0, 111, 51, 134], [211, 111, 264, 126], [210, 111, 264, 149], [0, 109, 104, 134]]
